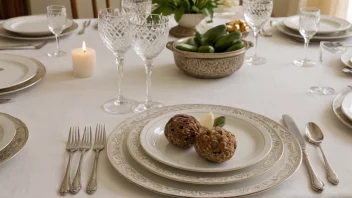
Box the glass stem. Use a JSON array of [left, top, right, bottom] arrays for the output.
[[303, 37, 310, 61], [144, 59, 153, 106], [114, 53, 125, 102], [253, 30, 259, 58], [55, 35, 60, 54]]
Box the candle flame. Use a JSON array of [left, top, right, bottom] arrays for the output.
[[82, 41, 87, 52]]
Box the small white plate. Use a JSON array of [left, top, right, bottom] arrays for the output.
[[0, 115, 16, 151], [0, 54, 38, 90], [3, 15, 73, 37], [283, 15, 351, 34], [341, 92, 352, 121], [341, 50, 352, 68], [140, 109, 272, 172]]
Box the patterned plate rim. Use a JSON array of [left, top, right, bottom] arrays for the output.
[[332, 91, 352, 128]]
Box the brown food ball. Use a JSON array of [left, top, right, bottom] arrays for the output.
[[195, 126, 236, 163], [164, 114, 201, 148]]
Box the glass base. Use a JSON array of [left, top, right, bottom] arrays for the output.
[[103, 97, 136, 114], [246, 56, 267, 65], [293, 59, 315, 67], [47, 50, 66, 57], [309, 86, 335, 95], [133, 101, 164, 113]]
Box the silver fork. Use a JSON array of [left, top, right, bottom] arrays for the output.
[[78, 20, 91, 35], [0, 99, 11, 104], [86, 124, 106, 195], [0, 41, 48, 50], [60, 127, 80, 195], [71, 127, 92, 194]]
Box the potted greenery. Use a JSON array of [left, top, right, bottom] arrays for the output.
[[153, 0, 219, 37]]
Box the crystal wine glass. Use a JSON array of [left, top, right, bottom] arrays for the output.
[[121, 0, 152, 15], [47, 5, 67, 57], [130, 14, 169, 113], [243, 0, 273, 65], [98, 8, 136, 114], [293, 7, 320, 67]]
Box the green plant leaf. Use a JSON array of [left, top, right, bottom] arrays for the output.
[[181, 0, 191, 13], [161, 6, 174, 16], [152, 6, 163, 14], [174, 6, 185, 22], [191, 5, 200, 13], [152, 0, 164, 5]]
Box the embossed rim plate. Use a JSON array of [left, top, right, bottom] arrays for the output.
[[127, 113, 283, 184], [283, 15, 351, 34], [3, 15, 73, 36], [0, 54, 38, 89], [340, 50, 352, 69], [0, 113, 29, 165], [341, 92, 352, 121], [333, 91, 352, 128], [0, 115, 16, 151], [139, 109, 273, 172], [107, 104, 302, 197], [0, 55, 46, 96]]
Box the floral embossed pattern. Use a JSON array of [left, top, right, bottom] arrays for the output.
[[0, 113, 29, 165], [107, 104, 302, 197]]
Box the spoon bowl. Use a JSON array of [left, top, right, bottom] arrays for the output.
[[305, 122, 324, 145]]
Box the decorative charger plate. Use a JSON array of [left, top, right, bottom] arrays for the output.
[[283, 15, 351, 34], [333, 91, 352, 129], [0, 56, 46, 96], [139, 109, 272, 172], [0, 115, 16, 151], [0, 22, 78, 40], [107, 104, 302, 197], [3, 15, 74, 36], [0, 113, 29, 165], [276, 23, 352, 41], [127, 113, 284, 184], [0, 54, 38, 89]]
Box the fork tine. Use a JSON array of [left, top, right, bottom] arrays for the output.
[[90, 126, 92, 146], [76, 127, 80, 146], [94, 125, 98, 145], [103, 124, 106, 144], [68, 127, 72, 145], [83, 127, 87, 144]]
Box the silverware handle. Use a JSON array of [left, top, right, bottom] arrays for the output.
[[71, 152, 85, 194], [319, 145, 339, 185], [59, 152, 73, 195], [303, 150, 325, 192], [86, 151, 100, 195]]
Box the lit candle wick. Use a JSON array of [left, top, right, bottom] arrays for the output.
[[82, 41, 87, 53]]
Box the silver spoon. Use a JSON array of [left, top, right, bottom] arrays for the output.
[[305, 122, 339, 185]]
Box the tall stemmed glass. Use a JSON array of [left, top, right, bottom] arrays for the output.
[[121, 0, 152, 14], [47, 5, 67, 57], [293, 7, 320, 67], [98, 8, 136, 114], [130, 14, 169, 113], [243, 0, 273, 65]]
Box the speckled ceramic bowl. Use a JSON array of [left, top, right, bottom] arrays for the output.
[[167, 37, 253, 79]]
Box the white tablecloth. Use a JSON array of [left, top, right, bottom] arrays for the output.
[[0, 15, 352, 198]]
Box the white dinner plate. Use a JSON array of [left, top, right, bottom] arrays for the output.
[[0, 22, 78, 41], [107, 104, 302, 197], [341, 92, 352, 121], [341, 50, 352, 68], [140, 109, 272, 172], [333, 91, 352, 129], [283, 15, 351, 34], [276, 23, 352, 42], [3, 15, 73, 36], [0, 54, 38, 89], [0, 115, 16, 151]]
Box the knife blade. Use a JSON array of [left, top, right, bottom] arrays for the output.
[[282, 114, 325, 192], [282, 114, 306, 149]]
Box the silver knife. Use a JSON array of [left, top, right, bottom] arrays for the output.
[[282, 115, 325, 192]]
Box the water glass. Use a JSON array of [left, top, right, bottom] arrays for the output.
[[293, 7, 320, 67], [47, 5, 67, 57], [130, 14, 169, 113], [243, 0, 273, 65], [121, 0, 152, 15], [98, 8, 136, 114]]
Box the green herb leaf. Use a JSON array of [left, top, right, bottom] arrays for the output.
[[213, 116, 226, 127], [174, 6, 185, 22]]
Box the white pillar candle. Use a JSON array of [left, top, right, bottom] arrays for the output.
[[71, 41, 96, 78]]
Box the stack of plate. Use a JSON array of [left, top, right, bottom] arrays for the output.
[[333, 91, 352, 129], [0, 15, 78, 40], [107, 104, 302, 197], [277, 15, 352, 41], [0, 54, 46, 95], [0, 113, 29, 165]]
